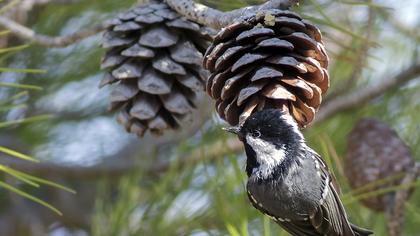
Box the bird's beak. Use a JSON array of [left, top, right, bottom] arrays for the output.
[[222, 126, 241, 135]]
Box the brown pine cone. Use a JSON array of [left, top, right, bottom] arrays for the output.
[[203, 10, 329, 127], [345, 118, 414, 212], [100, 2, 214, 136]]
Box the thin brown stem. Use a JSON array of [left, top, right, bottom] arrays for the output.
[[387, 162, 420, 236], [0, 15, 106, 47], [325, 0, 376, 102]]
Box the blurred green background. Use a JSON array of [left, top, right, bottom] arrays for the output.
[[0, 0, 419, 235]]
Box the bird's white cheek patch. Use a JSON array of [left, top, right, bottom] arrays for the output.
[[246, 135, 286, 178]]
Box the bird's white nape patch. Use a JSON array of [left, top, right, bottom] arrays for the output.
[[279, 113, 304, 141], [246, 134, 287, 178]]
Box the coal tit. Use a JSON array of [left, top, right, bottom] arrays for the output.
[[224, 109, 372, 236]]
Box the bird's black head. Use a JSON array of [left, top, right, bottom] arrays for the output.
[[226, 109, 304, 149], [224, 109, 305, 177]]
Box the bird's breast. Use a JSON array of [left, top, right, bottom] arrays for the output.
[[246, 163, 324, 220]]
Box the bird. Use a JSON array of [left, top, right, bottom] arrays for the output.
[[223, 109, 373, 236]]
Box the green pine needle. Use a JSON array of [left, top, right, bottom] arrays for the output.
[[0, 45, 30, 54], [226, 223, 241, 236], [9, 168, 77, 194], [0, 114, 53, 128], [0, 181, 62, 216], [0, 146, 39, 162], [0, 82, 43, 90], [0, 68, 46, 73], [0, 165, 40, 187]]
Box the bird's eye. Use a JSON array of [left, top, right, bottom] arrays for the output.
[[252, 130, 261, 138]]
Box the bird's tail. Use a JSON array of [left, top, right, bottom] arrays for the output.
[[350, 223, 373, 236]]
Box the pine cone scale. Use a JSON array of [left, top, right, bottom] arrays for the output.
[[99, 73, 117, 88], [214, 45, 251, 72], [251, 66, 283, 81], [204, 39, 235, 70], [112, 62, 144, 79], [114, 22, 143, 32], [211, 69, 233, 99], [255, 38, 294, 51], [121, 44, 155, 58], [262, 83, 296, 101], [118, 11, 137, 21], [130, 94, 160, 120], [213, 21, 253, 43], [139, 27, 178, 48], [236, 27, 275, 43], [101, 35, 135, 48], [225, 97, 240, 125], [169, 40, 203, 66], [237, 82, 266, 106], [110, 82, 139, 102], [152, 55, 186, 75], [231, 53, 268, 73], [176, 74, 202, 92], [160, 91, 192, 115], [137, 69, 173, 95], [280, 77, 313, 99], [220, 68, 254, 100], [101, 52, 125, 69]]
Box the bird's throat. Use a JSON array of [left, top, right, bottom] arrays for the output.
[[245, 136, 290, 179]]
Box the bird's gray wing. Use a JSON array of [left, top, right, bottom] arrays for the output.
[[270, 175, 355, 236], [308, 182, 354, 235], [273, 183, 355, 236], [246, 192, 317, 236], [307, 153, 356, 236]]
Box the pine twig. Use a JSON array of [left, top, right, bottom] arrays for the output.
[[325, 0, 376, 102], [0, 15, 106, 47]]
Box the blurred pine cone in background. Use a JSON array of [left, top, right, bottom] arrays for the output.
[[345, 118, 414, 212], [204, 10, 329, 127], [100, 1, 214, 136]]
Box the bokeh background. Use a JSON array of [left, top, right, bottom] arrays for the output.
[[0, 0, 419, 235]]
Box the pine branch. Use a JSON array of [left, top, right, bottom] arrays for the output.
[[164, 0, 299, 29], [315, 62, 420, 124], [0, 0, 300, 47], [0, 137, 242, 179]]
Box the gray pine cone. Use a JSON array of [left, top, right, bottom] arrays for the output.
[[100, 2, 214, 136], [345, 118, 414, 212]]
